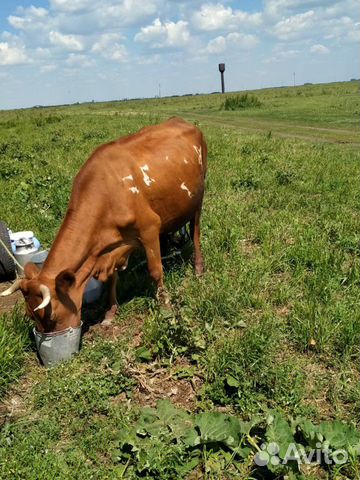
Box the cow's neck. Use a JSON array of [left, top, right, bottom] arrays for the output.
[[41, 207, 116, 285]]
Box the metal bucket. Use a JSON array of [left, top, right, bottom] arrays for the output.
[[33, 322, 83, 368]]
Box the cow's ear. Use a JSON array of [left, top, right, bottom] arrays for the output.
[[55, 270, 76, 294], [24, 262, 40, 279]]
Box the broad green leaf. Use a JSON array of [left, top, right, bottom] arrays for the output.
[[181, 426, 200, 447], [175, 456, 200, 475], [226, 374, 239, 387], [135, 346, 152, 361], [298, 418, 319, 448], [300, 418, 360, 451], [318, 421, 360, 450], [157, 399, 185, 423], [266, 411, 296, 459], [195, 412, 242, 447]]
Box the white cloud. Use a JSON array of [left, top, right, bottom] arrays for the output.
[[322, 16, 360, 43], [310, 43, 330, 54], [204, 32, 259, 54], [66, 53, 94, 67], [205, 36, 226, 54], [101, 0, 161, 26], [0, 42, 29, 65], [192, 3, 262, 31], [92, 33, 128, 61], [137, 54, 161, 65], [264, 0, 337, 19], [268, 2, 360, 43], [272, 10, 315, 40], [264, 48, 300, 63], [49, 31, 84, 51], [135, 19, 190, 48], [35, 47, 51, 58], [40, 64, 57, 73], [346, 22, 360, 42], [51, 0, 161, 29], [325, 0, 359, 16], [8, 6, 48, 30], [50, 0, 95, 13]]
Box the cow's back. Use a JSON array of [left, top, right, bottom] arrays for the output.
[[85, 117, 207, 234]]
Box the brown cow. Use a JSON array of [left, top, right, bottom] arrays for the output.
[[1, 117, 207, 333]]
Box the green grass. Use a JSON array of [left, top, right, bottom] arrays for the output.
[[0, 81, 359, 479], [0, 306, 32, 396], [222, 93, 262, 110]]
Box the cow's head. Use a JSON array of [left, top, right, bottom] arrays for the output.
[[1, 263, 83, 332]]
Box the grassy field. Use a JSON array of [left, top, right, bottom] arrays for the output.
[[0, 81, 359, 479]]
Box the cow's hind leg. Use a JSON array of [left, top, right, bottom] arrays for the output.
[[141, 225, 170, 306], [190, 207, 204, 276]]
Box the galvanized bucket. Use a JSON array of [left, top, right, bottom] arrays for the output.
[[33, 322, 83, 368]]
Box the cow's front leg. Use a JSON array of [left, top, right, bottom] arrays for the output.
[[103, 271, 118, 323], [141, 226, 171, 307]]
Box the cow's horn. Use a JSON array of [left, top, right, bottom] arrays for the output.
[[0, 279, 22, 296], [34, 284, 51, 311]]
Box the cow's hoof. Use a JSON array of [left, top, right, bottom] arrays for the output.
[[195, 263, 204, 277], [102, 305, 117, 325], [156, 287, 171, 308]]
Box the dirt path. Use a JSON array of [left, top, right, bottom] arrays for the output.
[[181, 112, 360, 146], [68, 108, 360, 146]]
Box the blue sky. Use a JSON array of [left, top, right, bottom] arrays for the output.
[[0, 0, 359, 109]]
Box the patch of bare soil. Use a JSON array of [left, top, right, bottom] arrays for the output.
[[86, 312, 204, 411], [126, 359, 204, 411], [0, 281, 22, 314], [86, 314, 145, 348], [275, 305, 293, 318], [239, 238, 261, 257]]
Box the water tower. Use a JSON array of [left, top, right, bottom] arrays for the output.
[[218, 63, 225, 93]]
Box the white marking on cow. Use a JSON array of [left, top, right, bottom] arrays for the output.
[[129, 186, 139, 194], [193, 145, 202, 165], [122, 174, 133, 181], [165, 155, 169, 160], [183, 158, 189, 164], [140, 164, 155, 186], [180, 182, 193, 198]]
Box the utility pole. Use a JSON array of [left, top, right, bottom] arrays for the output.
[[159, 83, 161, 98], [293, 72, 296, 87], [218, 63, 225, 93]]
